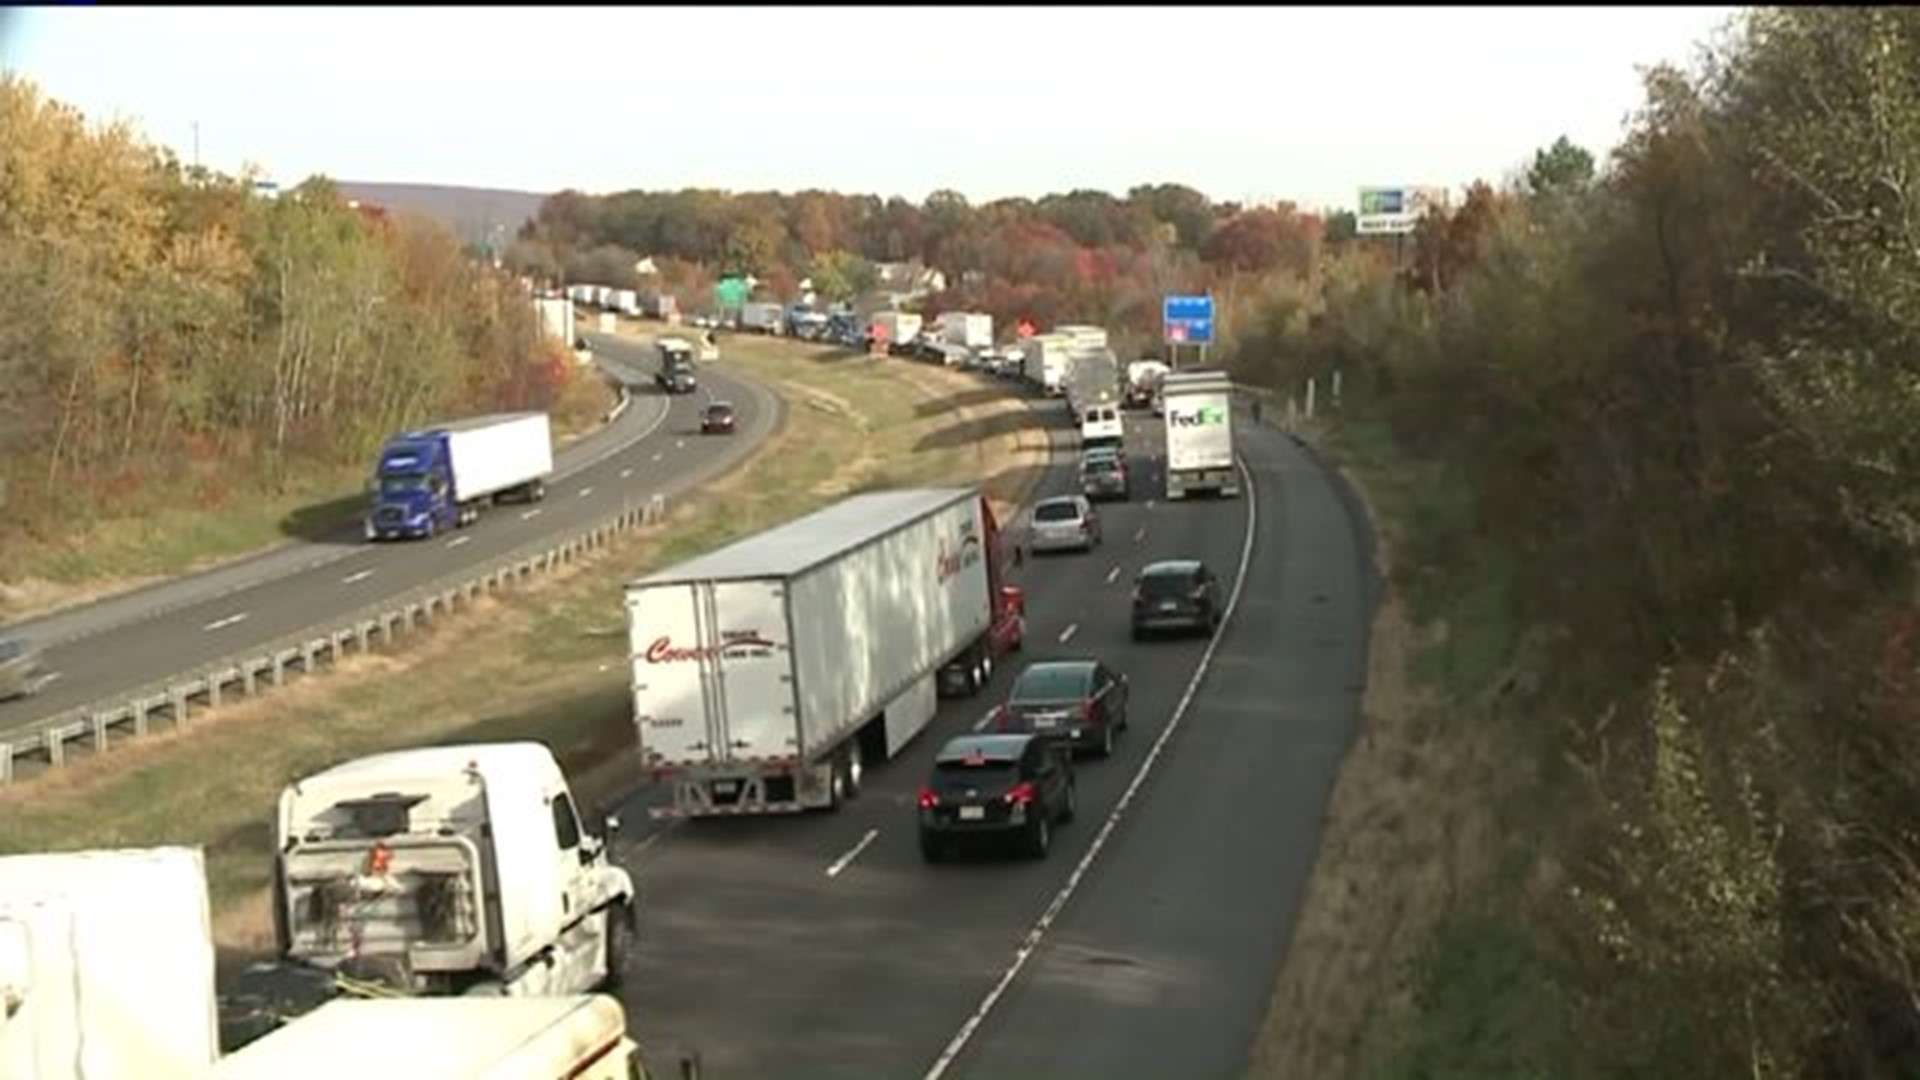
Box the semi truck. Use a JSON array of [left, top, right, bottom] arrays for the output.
[[251, 743, 637, 1005], [1162, 368, 1241, 499], [212, 995, 643, 1080], [1021, 333, 1072, 395], [1063, 346, 1121, 413], [655, 338, 698, 394], [627, 487, 1028, 819], [0, 846, 221, 1080], [1125, 359, 1171, 409], [364, 413, 554, 541]]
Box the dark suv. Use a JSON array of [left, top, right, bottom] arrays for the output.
[[918, 734, 1077, 861], [989, 659, 1130, 758], [1131, 559, 1222, 639]]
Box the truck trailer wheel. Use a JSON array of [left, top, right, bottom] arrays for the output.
[[602, 903, 634, 995]]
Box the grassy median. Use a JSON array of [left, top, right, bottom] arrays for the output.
[[0, 363, 619, 625], [0, 332, 1052, 952]]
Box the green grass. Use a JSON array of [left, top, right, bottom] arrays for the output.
[[0, 367, 620, 621], [0, 337, 1044, 940]]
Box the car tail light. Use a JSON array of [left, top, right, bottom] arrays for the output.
[[1081, 700, 1097, 723], [1005, 782, 1037, 806], [993, 705, 1012, 730], [918, 787, 940, 809]]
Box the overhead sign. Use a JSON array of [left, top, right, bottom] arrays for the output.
[[1356, 186, 1450, 236], [1163, 294, 1214, 346], [714, 277, 749, 310]]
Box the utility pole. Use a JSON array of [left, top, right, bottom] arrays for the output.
[[192, 121, 200, 171]]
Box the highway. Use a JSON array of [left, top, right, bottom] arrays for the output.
[[0, 331, 783, 747], [606, 397, 1375, 1078]]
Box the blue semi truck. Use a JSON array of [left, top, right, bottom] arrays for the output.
[[364, 413, 555, 542]]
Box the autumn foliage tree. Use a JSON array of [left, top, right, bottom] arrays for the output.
[[0, 74, 559, 544]]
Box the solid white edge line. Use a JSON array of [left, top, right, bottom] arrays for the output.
[[920, 454, 1260, 1080], [825, 829, 881, 878], [1057, 623, 1078, 644]]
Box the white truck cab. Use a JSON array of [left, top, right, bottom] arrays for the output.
[[268, 743, 636, 1001], [212, 994, 645, 1080]]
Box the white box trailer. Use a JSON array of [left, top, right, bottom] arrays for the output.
[[0, 846, 220, 1080], [740, 301, 785, 333], [1055, 324, 1109, 352], [593, 285, 614, 309], [212, 995, 639, 1080], [871, 310, 923, 349], [627, 488, 1029, 819], [943, 312, 994, 349], [443, 412, 554, 505], [532, 296, 576, 344], [1162, 369, 1241, 499], [611, 288, 641, 316], [1021, 333, 1072, 395]]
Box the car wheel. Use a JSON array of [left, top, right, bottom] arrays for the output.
[[1097, 724, 1115, 759], [1059, 780, 1078, 824], [1131, 625, 1145, 643], [1027, 815, 1052, 859]]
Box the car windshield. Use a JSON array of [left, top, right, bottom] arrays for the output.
[[1140, 569, 1199, 598], [1083, 459, 1121, 475], [707, 406, 732, 418], [1010, 666, 1092, 702], [1033, 501, 1082, 523], [379, 474, 430, 494]]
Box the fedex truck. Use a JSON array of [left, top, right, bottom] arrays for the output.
[[1161, 369, 1240, 499]]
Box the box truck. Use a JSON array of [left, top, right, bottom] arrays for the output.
[[1161, 369, 1241, 499], [870, 310, 923, 351], [532, 297, 576, 345], [740, 301, 786, 334], [364, 412, 553, 541], [244, 743, 636, 1007], [1064, 346, 1121, 413], [627, 488, 1028, 819], [0, 846, 221, 1080], [213, 995, 642, 1080], [1021, 333, 1072, 395], [1055, 324, 1109, 352]]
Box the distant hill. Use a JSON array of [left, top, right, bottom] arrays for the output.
[[334, 182, 551, 245]]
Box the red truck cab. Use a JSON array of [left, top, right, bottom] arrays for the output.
[[937, 495, 1025, 698]]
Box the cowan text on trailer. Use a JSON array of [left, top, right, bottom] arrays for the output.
[[627, 488, 1028, 818]]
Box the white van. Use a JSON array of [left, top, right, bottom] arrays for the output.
[[1080, 402, 1124, 451]]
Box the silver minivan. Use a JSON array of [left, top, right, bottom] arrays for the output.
[[1028, 495, 1103, 554]]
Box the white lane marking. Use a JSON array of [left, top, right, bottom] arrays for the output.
[[34, 671, 62, 690], [1104, 566, 1120, 585], [972, 709, 998, 732], [521, 509, 543, 521], [1057, 623, 1078, 644], [921, 455, 1259, 1080], [824, 829, 881, 878], [1145, 499, 1156, 509], [203, 612, 250, 632], [675, 439, 686, 450], [1132, 527, 1147, 542], [446, 535, 471, 549], [341, 569, 375, 585], [652, 452, 663, 463], [620, 468, 633, 479], [578, 486, 594, 498]]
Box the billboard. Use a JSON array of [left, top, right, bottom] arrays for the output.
[[1163, 294, 1215, 345], [1356, 186, 1450, 236]]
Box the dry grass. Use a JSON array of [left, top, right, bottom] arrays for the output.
[[1245, 418, 1502, 1080], [0, 368, 619, 625], [0, 335, 1049, 960]]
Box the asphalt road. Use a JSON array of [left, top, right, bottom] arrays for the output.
[[0, 331, 782, 746], [607, 397, 1374, 1078]]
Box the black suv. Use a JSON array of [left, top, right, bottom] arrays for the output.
[[988, 659, 1130, 758], [918, 733, 1077, 862], [1131, 559, 1223, 639]]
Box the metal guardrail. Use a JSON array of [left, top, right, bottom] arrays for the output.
[[0, 491, 669, 784]]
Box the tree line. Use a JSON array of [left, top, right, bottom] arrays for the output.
[[1244, 8, 1919, 1076], [509, 180, 1338, 356], [0, 75, 571, 546]]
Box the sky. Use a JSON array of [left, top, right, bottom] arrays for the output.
[[0, 5, 1741, 212]]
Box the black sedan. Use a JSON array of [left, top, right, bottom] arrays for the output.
[[918, 733, 1077, 862], [987, 659, 1130, 758], [700, 401, 737, 435]]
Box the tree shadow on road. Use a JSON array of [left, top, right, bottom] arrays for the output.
[[278, 490, 365, 544]]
